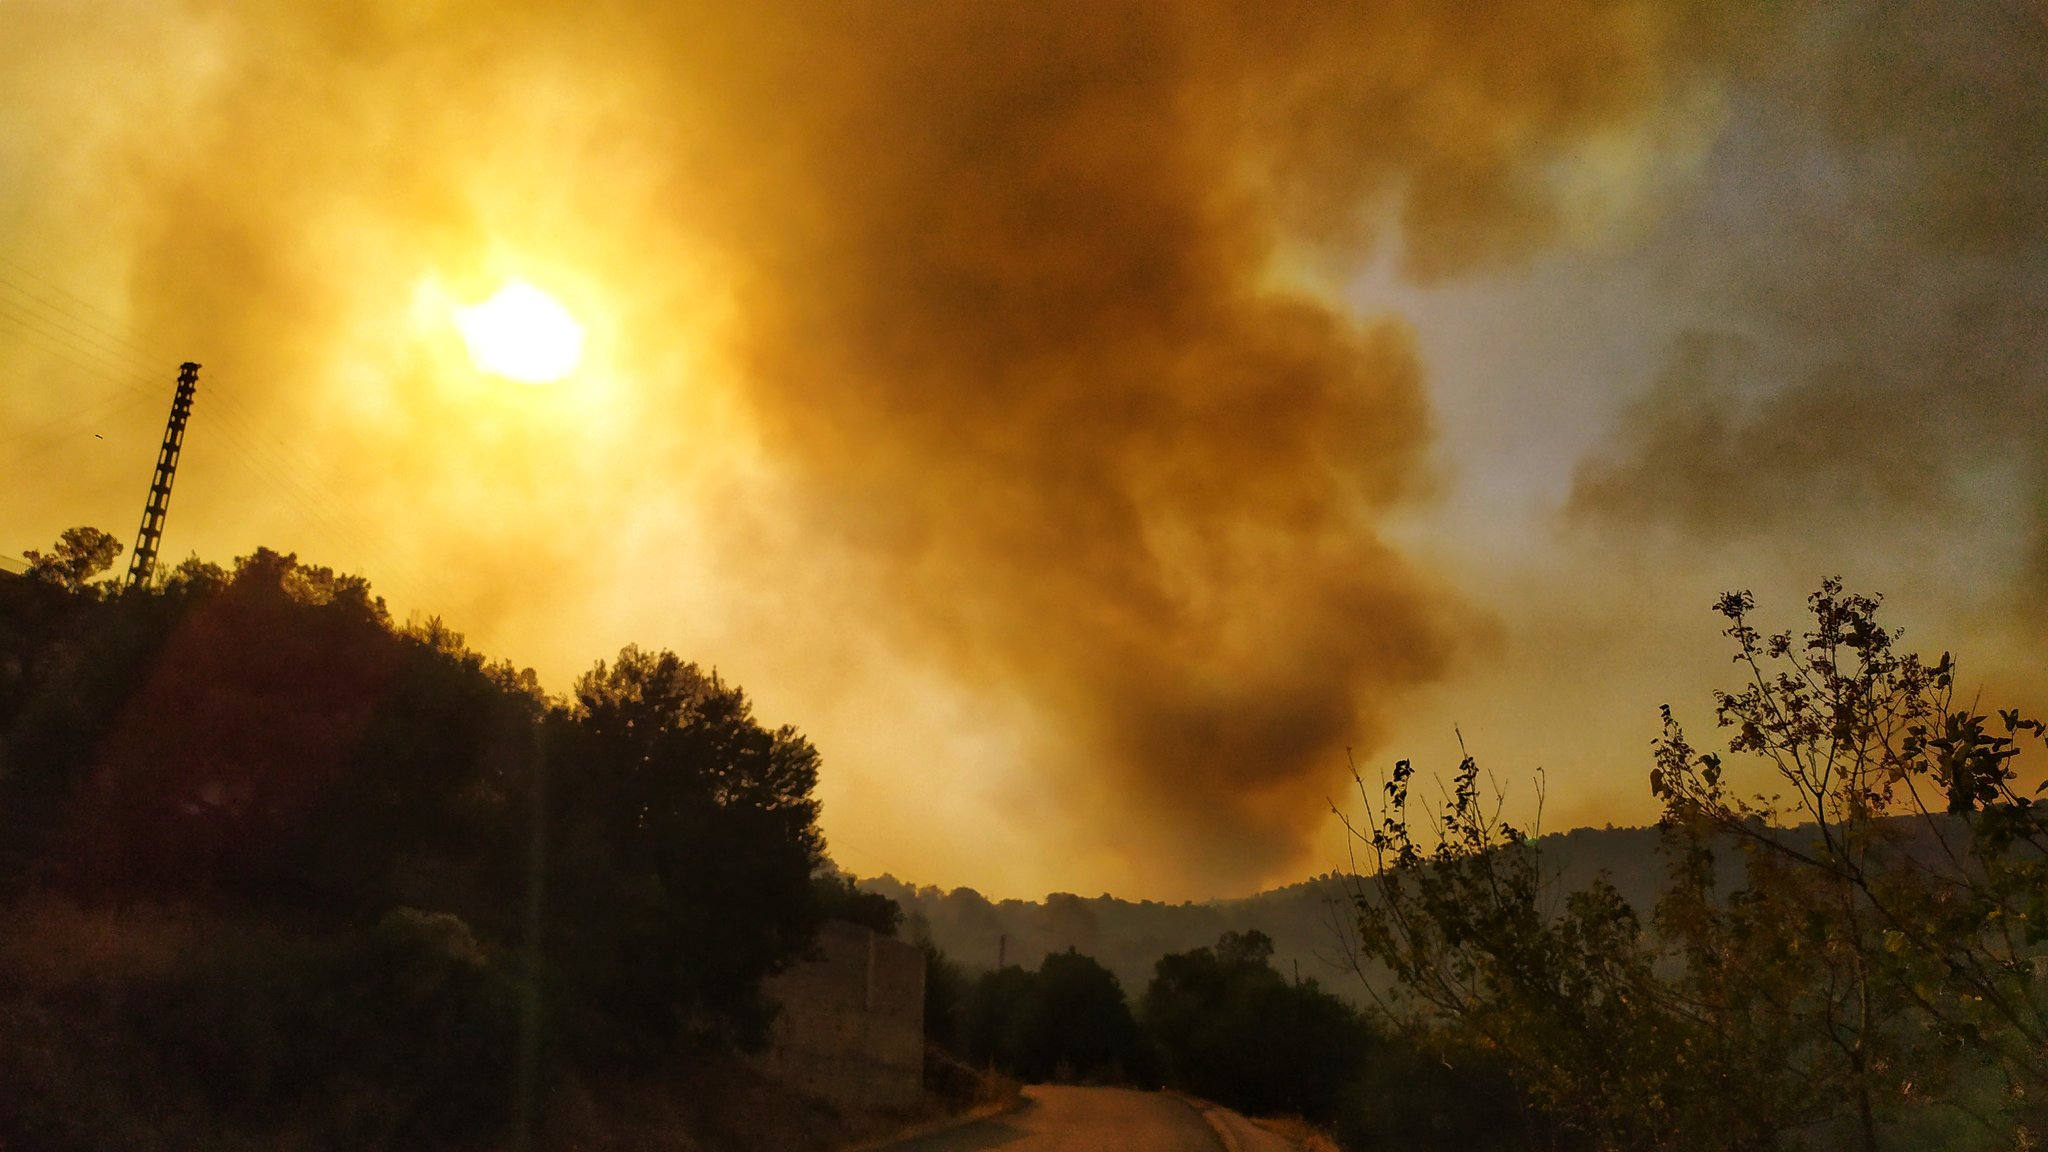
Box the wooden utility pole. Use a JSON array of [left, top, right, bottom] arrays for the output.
[[126, 362, 199, 589]]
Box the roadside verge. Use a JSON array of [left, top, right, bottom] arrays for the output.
[[1169, 1091, 1332, 1152], [839, 1082, 1027, 1151]]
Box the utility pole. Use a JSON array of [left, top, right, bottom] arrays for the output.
[[126, 362, 199, 590], [998, 933, 1007, 970]]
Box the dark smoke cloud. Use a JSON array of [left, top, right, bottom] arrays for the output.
[[1571, 0, 2048, 622], [8, 0, 1745, 891], [646, 2, 1727, 887]]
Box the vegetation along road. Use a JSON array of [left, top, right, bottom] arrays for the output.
[[879, 1085, 1299, 1152]]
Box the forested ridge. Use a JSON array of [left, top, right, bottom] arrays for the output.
[[5, 529, 2044, 1151], [894, 583, 2048, 1150], [1339, 585, 2048, 1150], [0, 529, 858, 1149], [862, 825, 1676, 1008]]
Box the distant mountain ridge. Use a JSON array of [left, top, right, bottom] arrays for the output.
[[858, 822, 1674, 1004]]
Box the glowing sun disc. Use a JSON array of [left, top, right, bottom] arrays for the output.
[[454, 280, 585, 383]]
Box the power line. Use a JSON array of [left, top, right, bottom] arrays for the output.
[[0, 255, 149, 343], [0, 272, 163, 366], [0, 295, 151, 380], [0, 255, 163, 366], [0, 310, 163, 400], [0, 257, 491, 645], [0, 390, 155, 453]]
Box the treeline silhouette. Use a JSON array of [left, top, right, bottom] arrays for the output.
[[1344, 584, 2048, 1151], [862, 823, 1675, 1012], [909, 924, 1537, 1150], [900, 583, 2048, 1151], [11, 529, 2042, 1151], [0, 528, 839, 1149]]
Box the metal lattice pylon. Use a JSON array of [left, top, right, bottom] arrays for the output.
[[126, 362, 200, 590]]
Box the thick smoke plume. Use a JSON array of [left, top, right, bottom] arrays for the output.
[[1571, 0, 2048, 625], [7, 0, 1735, 891]]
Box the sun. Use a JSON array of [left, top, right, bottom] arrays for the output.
[[453, 280, 586, 383]]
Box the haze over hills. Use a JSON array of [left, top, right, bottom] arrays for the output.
[[9, 0, 2043, 903], [858, 822, 1673, 1002], [873, 810, 1993, 1009]]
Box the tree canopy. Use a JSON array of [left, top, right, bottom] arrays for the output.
[[21, 525, 122, 592], [1349, 583, 2048, 1150], [0, 528, 848, 1148], [1142, 930, 1369, 1123]]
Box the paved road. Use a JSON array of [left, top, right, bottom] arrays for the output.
[[878, 1085, 1296, 1152]]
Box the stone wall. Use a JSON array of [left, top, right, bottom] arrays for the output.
[[755, 920, 925, 1111]]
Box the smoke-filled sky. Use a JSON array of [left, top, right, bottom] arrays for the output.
[[2, 1, 2042, 900]]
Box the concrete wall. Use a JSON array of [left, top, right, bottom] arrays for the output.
[[756, 920, 925, 1111]]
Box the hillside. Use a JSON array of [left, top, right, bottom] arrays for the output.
[[0, 543, 877, 1151], [860, 821, 1676, 1002]]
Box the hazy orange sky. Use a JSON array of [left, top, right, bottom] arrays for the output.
[[2, 1, 2042, 900]]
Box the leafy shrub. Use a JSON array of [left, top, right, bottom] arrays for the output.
[[1348, 584, 2048, 1150], [0, 909, 522, 1151]]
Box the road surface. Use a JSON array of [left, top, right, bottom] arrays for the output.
[[877, 1085, 1299, 1152]]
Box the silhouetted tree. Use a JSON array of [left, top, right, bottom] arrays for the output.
[[962, 949, 1147, 1083], [813, 872, 904, 936], [546, 645, 826, 1058], [22, 526, 121, 592], [1020, 949, 1148, 1082], [910, 911, 970, 1053], [1142, 930, 1368, 1123], [1349, 583, 2048, 1150], [0, 539, 838, 1149], [1351, 742, 1790, 1149], [1651, 583, 2048, 1149]]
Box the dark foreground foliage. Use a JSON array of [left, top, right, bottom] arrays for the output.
[[0, 533, 846, 1150], [955, 947, 1153, 1084], [1348, 583, 2048, 1151], [1142, 929, 1368, 1122]]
